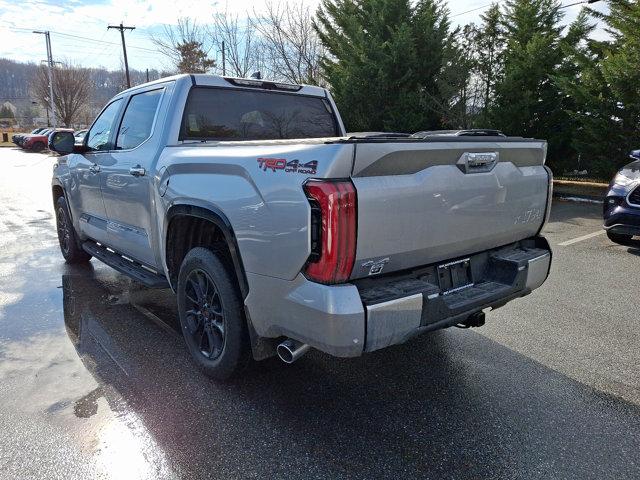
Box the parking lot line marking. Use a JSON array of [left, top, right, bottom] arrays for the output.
[[558, 230, 606, 246]]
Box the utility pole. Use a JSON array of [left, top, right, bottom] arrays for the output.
[[146, 68, 149, 83], [108, 22, 135, 88], [33, 30, 56, 127], [221, 41, 226, 76]]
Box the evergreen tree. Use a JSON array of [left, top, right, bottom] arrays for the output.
[[0, 105, 14, 119], [176, 41, 215, 73], [560, 1, 640, 177], [475, 4, 504, 125], [553, 11, 595, 173], [439, 24, 482, 129], [490, 0, 576, 170], [314, 0, 455, 132]]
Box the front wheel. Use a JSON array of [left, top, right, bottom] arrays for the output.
[[31, 141, 45, 152], [177, 247, 250, 380], [55, 196, 92, 263], [607, 231, 634, 246]]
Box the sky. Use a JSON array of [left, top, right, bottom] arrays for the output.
[[0, 0, 610, 72]]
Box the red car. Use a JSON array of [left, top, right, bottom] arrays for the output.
[[23, 128, 73, 152]]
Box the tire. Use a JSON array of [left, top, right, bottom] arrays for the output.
[[607, 231, 634, 246], [177, 247, 250, 380], [55, 196, 92, 263], [31, 141, 45, 152]]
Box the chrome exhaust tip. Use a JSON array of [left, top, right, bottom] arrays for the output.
[[277, 339, 311, 364]]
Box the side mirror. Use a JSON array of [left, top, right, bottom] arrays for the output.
[[630, 150, 640, 161], [48, 131, 75, 155]]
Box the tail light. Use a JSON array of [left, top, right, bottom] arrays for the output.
[[303, 180, 357, 284]]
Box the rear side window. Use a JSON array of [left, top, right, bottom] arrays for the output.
[[180, 87, 338, 141], [116, 89, 163, 150]]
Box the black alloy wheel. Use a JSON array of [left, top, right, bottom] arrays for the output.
[[183, 269, 226, 360], [57, 205, 72, 256], [176, 247, 249, 380], [55, 196, 92, 263]]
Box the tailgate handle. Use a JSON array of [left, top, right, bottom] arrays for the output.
[[457, 152, 498, 174]]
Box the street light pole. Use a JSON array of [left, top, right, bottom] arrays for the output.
[[33, 30, 56, 127]]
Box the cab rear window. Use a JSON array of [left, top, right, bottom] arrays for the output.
[[180, 87, 338, 141]]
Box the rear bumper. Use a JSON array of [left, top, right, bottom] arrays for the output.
[[356, 236, 551, 352], [244, 236, 552, 358]]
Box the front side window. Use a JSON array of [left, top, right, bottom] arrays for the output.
[[116, 89, 163, 150], [86, 99, 122, 151], [180, 87, 338, 141]]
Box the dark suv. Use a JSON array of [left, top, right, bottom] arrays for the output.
[[604, 150, 640, 245]]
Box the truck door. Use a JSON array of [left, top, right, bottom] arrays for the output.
[[71, 98, 123, 245], [100, 88, 165, 268]]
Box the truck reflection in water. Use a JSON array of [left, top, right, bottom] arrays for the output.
[[61, 272, 178, 479]]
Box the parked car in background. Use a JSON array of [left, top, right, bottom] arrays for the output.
[[12, 128, 45, 147], [73, 129, 88, 144], [604, 150, 640, 245], [24, 128, 73, 152], [21, 128, 53, 151], [49, 74, 552, 380]]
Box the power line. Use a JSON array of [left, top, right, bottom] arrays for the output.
[[6, 26, 157, 53], [450, 0, 602, 18], [108, 23, 136, 88], [451, 3, 497, 18], [77, 32, 116, 65], [53, 30, 154, 53]]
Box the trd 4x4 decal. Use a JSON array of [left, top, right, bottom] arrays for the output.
[[257, 158, 318, 175]]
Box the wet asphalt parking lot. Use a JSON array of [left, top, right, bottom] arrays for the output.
[[0, 147, 639, 479]]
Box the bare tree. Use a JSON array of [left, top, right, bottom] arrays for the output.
[[152, 18, 215, 73], [211, 11, 262, 78], [253, 1, 324, 85], [31, 62, 92, 127]]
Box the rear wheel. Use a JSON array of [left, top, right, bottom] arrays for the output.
[[607, 231, 634, 246], [177, 247, 250, 380], [55, 196, 92, 263], [31, 141, 45, 152]]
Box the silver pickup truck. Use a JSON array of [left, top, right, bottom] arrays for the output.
[[49, 74, 552, 379]]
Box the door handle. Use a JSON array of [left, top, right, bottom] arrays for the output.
[[129, 165, 146, 177], [89, 164, 100, 174]]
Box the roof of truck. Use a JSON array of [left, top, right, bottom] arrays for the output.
[[119, 73, 328, 98]]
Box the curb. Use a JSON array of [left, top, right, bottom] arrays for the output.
[[553, 179, 607, 203]]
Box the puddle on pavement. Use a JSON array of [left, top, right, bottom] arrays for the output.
[[1, 150, 639, 479]]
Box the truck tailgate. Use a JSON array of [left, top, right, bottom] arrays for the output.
[[349, 139, 550, 279]]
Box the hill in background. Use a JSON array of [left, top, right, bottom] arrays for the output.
[[0, 58, 170, 127]]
